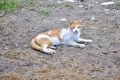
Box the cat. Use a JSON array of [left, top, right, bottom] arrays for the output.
[[31, 19, 92, 55]]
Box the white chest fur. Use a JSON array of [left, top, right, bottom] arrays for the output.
[[62, 29, 81, 44]]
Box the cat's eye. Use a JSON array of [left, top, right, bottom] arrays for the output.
[[78, 26, 82, 28]]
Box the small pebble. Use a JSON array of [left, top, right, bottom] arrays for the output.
[[64, 0, 76, 2], [78, 5, 83, 8], [101, 50, 109, 55], [4, 47, 8, 50], [104, 9, 110, 14], [112, 50, 118, 53], [101, 1, 114, 6], [91, 16, 95, 20], [60, 18, 67, 21]]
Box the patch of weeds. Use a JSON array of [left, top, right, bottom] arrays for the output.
[[112, 26, 120, 28], [46, 2, 59, 7], [64, 3, 74, 8], [116, 1, 120, 7], [23, 0, 35, 7], [39, 9, 50, 16], [0, 0, 21, 13]]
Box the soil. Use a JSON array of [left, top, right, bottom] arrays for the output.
[[0, 0, 120, 80]]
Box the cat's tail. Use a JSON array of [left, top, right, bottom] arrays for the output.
[[30, 38, 42, 51]]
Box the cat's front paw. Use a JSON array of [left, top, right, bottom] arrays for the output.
[[80, 44, 85, 48], [76, 44, 85, 48]]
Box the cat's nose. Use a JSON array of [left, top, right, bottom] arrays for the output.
[[75, 30, 78, 33]]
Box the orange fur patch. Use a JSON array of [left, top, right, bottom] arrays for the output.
[[42, 29, 62, 42], [35, 37, 52, 48]]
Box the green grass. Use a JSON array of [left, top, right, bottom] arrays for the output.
[[0, 0, 21, 13], [23, 0, 35, 7], [39, 9, 50, 16], [46, 2, 59, 7], [116, 1, 120, 7], [64, 3, 74, 8]]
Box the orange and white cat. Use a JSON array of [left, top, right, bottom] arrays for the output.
[[31, 20, 92, 55]]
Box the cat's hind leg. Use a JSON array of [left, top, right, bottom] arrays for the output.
[[42, 44, 56, 55]]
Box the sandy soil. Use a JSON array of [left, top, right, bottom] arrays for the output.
[[0, 0, 120, 80]]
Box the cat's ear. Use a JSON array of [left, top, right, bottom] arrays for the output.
[[68, 19, 73, 24], [79, 19, 83, 23]]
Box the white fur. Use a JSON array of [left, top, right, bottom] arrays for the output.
[[37, 34, 52, 41], [73, 25, 80, 33], [61, 28, 92, 48], [51, 36, 61, 45], [62, 28, 82, 47], [42, 44, 50, 53]]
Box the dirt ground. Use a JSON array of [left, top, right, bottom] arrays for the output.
[[0, 0, 120, 80]]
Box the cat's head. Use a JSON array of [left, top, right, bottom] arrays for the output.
[[68, 19, 83, 33]]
